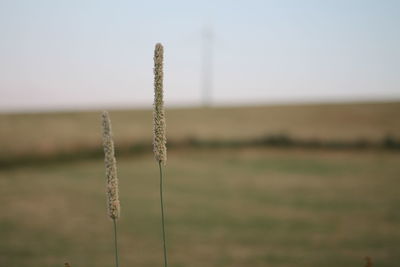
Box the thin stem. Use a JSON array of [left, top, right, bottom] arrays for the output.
[[159, 161, 168, 267], [112, 218, 120, 267]]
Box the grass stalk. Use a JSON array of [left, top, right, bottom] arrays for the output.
[[153, 43, 168, 267], [159, 161, 168, 267], [101, 111, 121, 267], [113, 218, 120, 267]]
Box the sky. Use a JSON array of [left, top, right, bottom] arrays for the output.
[[0, 0, 399, 112]]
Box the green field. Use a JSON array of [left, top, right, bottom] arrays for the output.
[[1, 148, 399, 267], [1, 102, 400, 267]]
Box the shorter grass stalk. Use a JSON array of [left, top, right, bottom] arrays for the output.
[[101, 111, 121, 267]]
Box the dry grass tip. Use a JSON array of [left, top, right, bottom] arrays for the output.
[[153, 43, 167, 165], [101, 111, 120, 220]]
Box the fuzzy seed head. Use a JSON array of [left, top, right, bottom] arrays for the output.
[[153, 43, 167, 165], [101, 111, 120, 220]]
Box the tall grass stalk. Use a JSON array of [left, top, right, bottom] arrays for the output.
[[101, 111, 121, 267], [153, 43, 168, 267]]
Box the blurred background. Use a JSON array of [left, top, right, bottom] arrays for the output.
[[0, 1, 399, 266]]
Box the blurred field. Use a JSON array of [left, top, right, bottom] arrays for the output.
[[1, 148, 399, 267], [1, 102, 400, 160], [1, 102, 400, 267]]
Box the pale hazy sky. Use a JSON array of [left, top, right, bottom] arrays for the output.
[[0, 0, 399, 111]]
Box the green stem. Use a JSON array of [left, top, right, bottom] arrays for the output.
[[113, 218, 120, 267], [159, 161, 168, 267]]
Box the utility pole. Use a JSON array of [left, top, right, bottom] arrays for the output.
[[201, 26, 214, 107]]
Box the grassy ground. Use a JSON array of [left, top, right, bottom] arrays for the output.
[[1, 102, 399, 159], [1, 148, 399, 267]]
